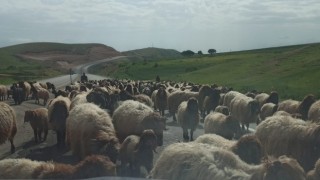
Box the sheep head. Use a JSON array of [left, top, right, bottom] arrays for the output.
[[298, 94, 316, 120], [232, 134, 263, 165], [187, 97, 199, 113], [24, 110, 36, 123], [263, 156, 306, 180], [136, 129, 158, 153], [140, 112, 166, 146]]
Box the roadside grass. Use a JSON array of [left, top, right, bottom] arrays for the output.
[[93, 43, 320, 100]]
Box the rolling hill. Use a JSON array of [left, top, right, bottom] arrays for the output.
[[0, 42, 121, 83], [92, 43, 320, 99], [122, 47, 183, 61]]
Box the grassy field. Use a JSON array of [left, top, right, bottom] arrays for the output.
[[92, 43, 320, 100]]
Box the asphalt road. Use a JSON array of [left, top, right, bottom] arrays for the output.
[[0, 56, 256, 177]]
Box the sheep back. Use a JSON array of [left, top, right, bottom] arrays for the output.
[[113, 100, 165, 145], [204, 112, 240, 140], [308, 100, 320, 123], [230, 95, 259, 129], [256, 115, 320, 171], [66, 103, 119, 162], [0, 102, 17, 145]]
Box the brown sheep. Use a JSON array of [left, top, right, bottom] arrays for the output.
[[177, 97, 200, 141], [24, 108, 49, 143], [256, 114, 320, 171], [195, 133, 263, 165], [202, 88, 221, 117], [155, 86, 168, 116], [203, 112, 241, 140], [33, 87, 50, 106], [0, 102, 17, 153], [0, 155, 116, 179], [254, 91, 279, 109], [277, 94, 316, 120], [306, 158, 320, 180], [119, 129, 158, 177], [259, 103, 278, 122]]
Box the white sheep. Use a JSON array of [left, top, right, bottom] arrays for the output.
[[308, 100, 320, 123], [259, 103, 278, 122], [149, 142, 306, 180], [0, 155, 116, 179], [195, 133, 263, 165], [48, 95, 71, 148], [177, 97, 200, 141], [167, 90, 198, 121], [223, 90, 246, 109], [255, 114, 320, 172], [254, 91, 279, 109], [230, 95, 260, 130], [69, 91, 88, 110], [277, 94, 316, 120], [203, 112, 241, 140], [66, 103, 120, 163], [214, 105, 229, 115], [0, 102, 17, 153], [112, 100, 166, 146], [0, 84, 8, 101]]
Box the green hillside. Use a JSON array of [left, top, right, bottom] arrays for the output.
[[93, 43, 320, 99], [122, 47, 183, 61]]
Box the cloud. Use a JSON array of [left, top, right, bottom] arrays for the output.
[[0, 0, 319, 52]]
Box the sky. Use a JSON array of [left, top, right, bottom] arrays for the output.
[[0, 0, 320, 53]]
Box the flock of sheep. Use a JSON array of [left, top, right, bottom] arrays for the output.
[[0, 78, 320, 179]]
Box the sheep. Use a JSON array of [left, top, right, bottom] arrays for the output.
[[134, 94, 153, 107], [167, 90, 198, 121], [255, 114, 320, 172], [223, 90, 246, 109], [308, 100, 320, 123], [69, 92, 88, 110], [203, 112, 241, 140], [230, 95, 260, 130], [19, 81, 31, 100], [119, 129, 158, 177], [32, 87, 50, 106], [254, 91, 279, 108], [11, 83, 25, 105], [0, 102, 17, 153], [198, 85, 214, 115], [0, 155, 116, 179], [201, 88, 221, 117], [149, 142, 306, 180], [155, 86, 168, 116], [214, 105, 229, 115], [66, 103, 120, 162], [177, 97, 200, 141], [151, 89, 158, 110], [48, 96, 71, 148], [259, 103, 278, 122], [112, 100, 166, 145], [0, 84, 8, 101], [24, 108, 49, 143], [277, 94, 316, 120], [195, 134, 263, 165], [306, 158, 320, 180]]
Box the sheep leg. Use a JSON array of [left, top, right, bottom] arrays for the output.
[[190, 130, 194, 141], [38, 128, 43, 142], [9, 138, 15, 154], [34, 129, 38, 143], [183, 129, 189, 141], [43, 128, 48, 141]]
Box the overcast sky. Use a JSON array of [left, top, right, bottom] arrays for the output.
[[1, 0, 320, 52]]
